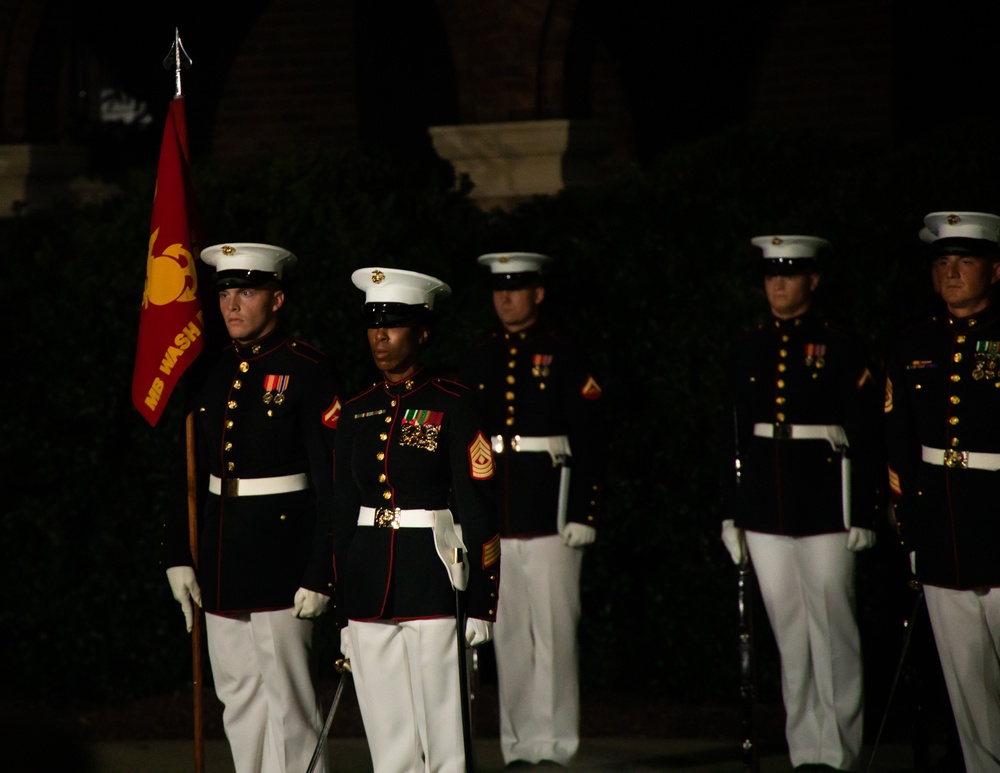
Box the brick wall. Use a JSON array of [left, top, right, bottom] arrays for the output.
[[0, 0, 49, 141], [209, 0, 359, 159], [0, 0, 895, 162], [745, 0, 893, 141]]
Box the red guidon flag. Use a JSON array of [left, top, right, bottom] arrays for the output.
[[132, 97, 204, 426]]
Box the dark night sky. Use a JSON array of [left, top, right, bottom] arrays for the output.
[[19, 1, 1000, 170]]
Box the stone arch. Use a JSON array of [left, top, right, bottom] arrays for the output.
[[353, 0, 459, 161], [0, 0, 53, 141], [208, 1, 356, 160]]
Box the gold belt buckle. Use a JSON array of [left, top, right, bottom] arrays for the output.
[[223, 478, 240, 497], [374, 507, 401, 529], [944, 449, 969, 469]]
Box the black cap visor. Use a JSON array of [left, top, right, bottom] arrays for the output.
[[929, 237, 1000, 260], [215, 269, 281, 289], [362, 302, 430, 328], [489, 271, 543, 290], [762, 257, 818, 277]]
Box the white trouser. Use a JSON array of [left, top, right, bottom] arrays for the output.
[[745, 531, 863, 770], [494, 535, 582, 765], [348, 618, 465, 773], [204, 610, 326, 773], [924, 585, 1000, 771]]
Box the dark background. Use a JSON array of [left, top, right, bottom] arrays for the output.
[[2, 0, 997, 755]]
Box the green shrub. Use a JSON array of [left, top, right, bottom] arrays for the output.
[[5, 119, 1000, 712]]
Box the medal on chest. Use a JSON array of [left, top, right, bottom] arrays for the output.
[[973, 340, 1000, 381], [531, 354, 552, 378], [263, 374, 290, 405], [803, 343, 826, 369], [399, 409, 443, 451]]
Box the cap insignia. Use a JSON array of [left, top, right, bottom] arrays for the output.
[[947, 214, 961, 225], [371, 269, 385, 284], [772, 237, 783, 245], [498, 256, 509, 263], [222, 244, 236, 255]]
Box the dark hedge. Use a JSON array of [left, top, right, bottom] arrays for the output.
[[4, 120, 1000, 721]]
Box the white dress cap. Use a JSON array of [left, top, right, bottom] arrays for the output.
[[477, 252, 553, 274], [919, 211, 1000, 244], [750, 235, 830, 259], [201, 242, 297, 277], [351, 267, 451, 309]]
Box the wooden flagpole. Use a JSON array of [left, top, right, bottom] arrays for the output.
[[186, 410, 205, 773]]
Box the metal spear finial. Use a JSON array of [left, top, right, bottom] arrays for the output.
[[162, 27, 193, 98]]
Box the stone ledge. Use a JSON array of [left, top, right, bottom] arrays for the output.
[[429, 119, 631, 211], [0, 144, 111, 216]]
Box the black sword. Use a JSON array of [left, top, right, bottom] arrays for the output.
[[306, 658, 351, 773], [733, 405, 759, 773], [864, 583, 924, 773], [454, 547, 476, 772]]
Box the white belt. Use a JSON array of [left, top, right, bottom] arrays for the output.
[[491, 434, 571, 460], [922, 445, 1000, 471], [753, 422, 848, 450], [358, 506, 437, 529], [354, 508, 468, 590], [209, 473, 310, 497]]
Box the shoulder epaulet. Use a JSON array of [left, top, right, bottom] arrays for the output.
[[468, 332, 500, 349], [734, 323, 765, 345], [344, 381, 381, 405], [818, 317, 857, 336], [433, 376, 469, 396], [287, 338, 326, 364], [547, 328, 581, 348], [892, 315, 939, 338]]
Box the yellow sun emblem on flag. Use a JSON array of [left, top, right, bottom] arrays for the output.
[[143, 227, 199, 308]]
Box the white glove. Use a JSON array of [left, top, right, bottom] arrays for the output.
[[910, 551, 916, 575], [338, 627, 353, 673], [465, 618, 493, 647], [292, 587, 330, 619], [561, 522, 596, 547], [166, 566, 202, 633], [846, 527, 876, 552], [720, 519, 744, 565]]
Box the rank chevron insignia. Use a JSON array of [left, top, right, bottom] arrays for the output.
[[581, 375, 603, 400], [468, 431, 495, 480], [322, 397, 342, 428]]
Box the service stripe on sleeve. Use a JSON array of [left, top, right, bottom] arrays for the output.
[[482, 534, 500, 568], [888, 465, 901, 496]]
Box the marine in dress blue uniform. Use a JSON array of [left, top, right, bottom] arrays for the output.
[[460, 253, 607, 768], [163, 243, 342, 773], [885, 211, 1000, 771], [332, 267, 500, 773], [721, 236, 882, 772]]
